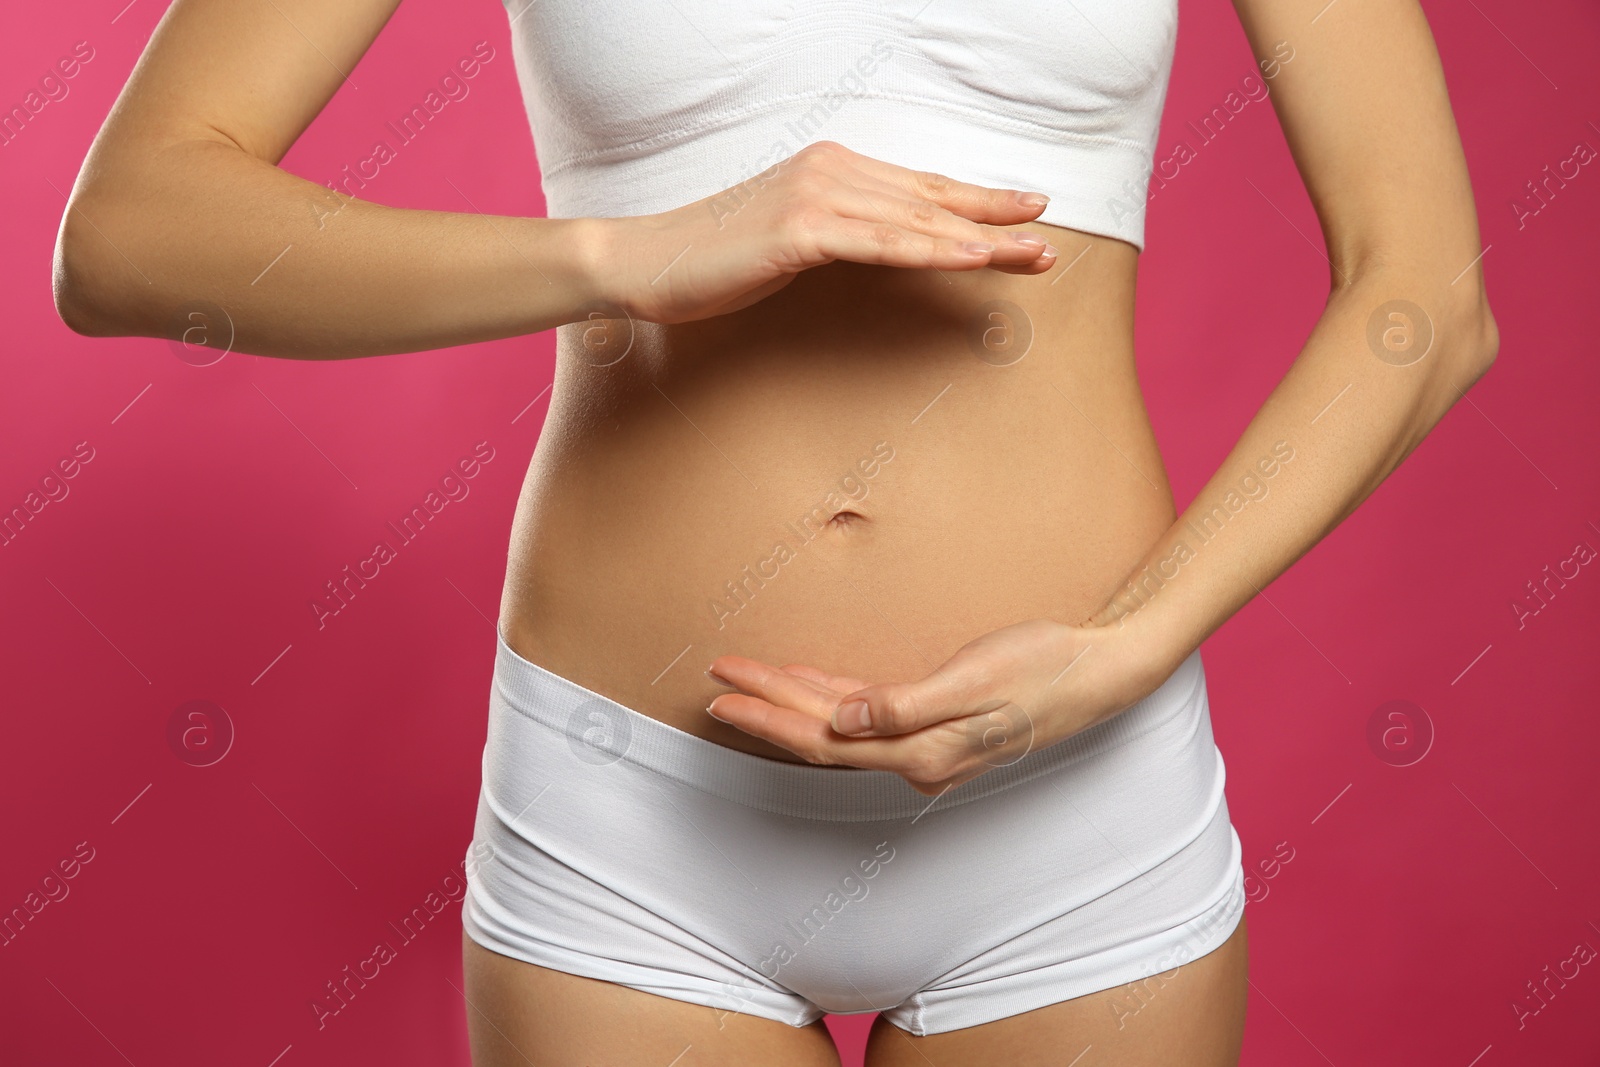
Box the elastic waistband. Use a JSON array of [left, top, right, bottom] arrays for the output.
[[491, 628, 1207, 823]]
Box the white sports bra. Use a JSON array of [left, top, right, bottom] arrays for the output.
[[500, 0, 1177, 249]]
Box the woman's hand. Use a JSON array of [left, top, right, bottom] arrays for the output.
[[594, 140, 1059, 325], [704, 618, 1178, 796]]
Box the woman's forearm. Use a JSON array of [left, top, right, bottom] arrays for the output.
[[53, 135, 606, 359], [1086, 264, 1499, 679]]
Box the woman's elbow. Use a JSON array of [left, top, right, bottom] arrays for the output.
[[52, 267, 110, 340], [52, 196, 136, 338], [1456, 301, 1500, 386], [1426, 271, 1499, 389]]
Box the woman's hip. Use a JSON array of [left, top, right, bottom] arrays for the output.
[[462, 626, 1241, 1024]]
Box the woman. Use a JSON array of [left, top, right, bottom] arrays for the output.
[[52, 0, 1496, 1063]]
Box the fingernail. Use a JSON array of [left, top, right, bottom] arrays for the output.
[[1010, 232, 1046, 249], [833, 700, 872, 735], [1016, 192, 1050, 209], [1041, 244, 1059, 259], [961, 241, 995, 256], [705, 668, 736, 688], [707, 701, 729, 722]]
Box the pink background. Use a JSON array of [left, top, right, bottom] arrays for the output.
[[3, 1, 1597, 1064]]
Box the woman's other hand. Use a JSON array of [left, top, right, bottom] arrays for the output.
[[704, 617, 1177, 796], [595, 140, 1059, 325]]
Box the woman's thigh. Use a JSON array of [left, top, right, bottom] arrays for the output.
[[461, 932, 841, 1067], [863, 915, 1249, 1067]]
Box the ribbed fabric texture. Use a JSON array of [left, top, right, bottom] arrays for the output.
[[492, 625, 1206, 823], [501, 0, 1178, 249]]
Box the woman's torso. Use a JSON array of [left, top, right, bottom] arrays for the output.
[[497, 222, 1177, 763]]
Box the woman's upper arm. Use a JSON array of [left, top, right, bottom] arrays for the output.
[[1227, 0, 1489, 300], [80, 0, 403, 176]]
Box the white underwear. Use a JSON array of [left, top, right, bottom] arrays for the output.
[[462, 629, 1244, 1036]]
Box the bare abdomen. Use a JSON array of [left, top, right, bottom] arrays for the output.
[[498, 224, 1175, 763]]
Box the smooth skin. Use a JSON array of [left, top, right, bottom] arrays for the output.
[[56, 0, 1493, 1063]]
